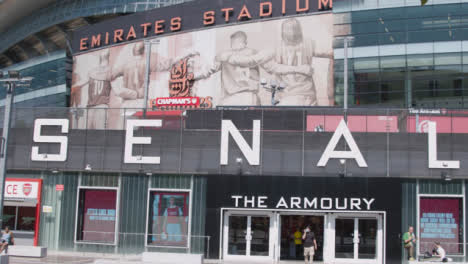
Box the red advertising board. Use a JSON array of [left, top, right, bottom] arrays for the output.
[[407, 116, 468, 133], [149, 97, 200, 108], [307, 115, 399, 132]]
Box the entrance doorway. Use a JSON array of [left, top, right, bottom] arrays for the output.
[[330, 214, 383, 264], [221, 210, 384, 264], [223, 212, 275, 261], [279, 215, 324, 261]]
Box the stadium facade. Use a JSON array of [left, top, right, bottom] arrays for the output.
[[1, 1, 468, 264]]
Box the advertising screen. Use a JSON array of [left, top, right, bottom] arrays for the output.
[[147, 191, 190, 247], [419, 197, 463, 255], [71, 13, 334, 129], [77, 189, 117, 243]]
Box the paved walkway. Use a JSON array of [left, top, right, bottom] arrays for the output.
[[5, 255, 465, 264], [8, 255, 325, 264], [10, 255, 95, 264]]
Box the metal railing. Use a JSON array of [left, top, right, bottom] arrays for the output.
[[73, 231, 211, 257]]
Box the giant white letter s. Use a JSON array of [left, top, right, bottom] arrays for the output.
[[220, 120, 260, 165], [31, 119, 69, 161], [124, 119, 162, 164]]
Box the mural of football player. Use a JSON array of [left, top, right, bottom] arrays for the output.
[[194, 31, 262, 106], [227, 18, 332, 106], [108, 42, 199, 128], [110, 42, 148, 109], [267, 17, 317, 106], [71, 49, 112, 129]]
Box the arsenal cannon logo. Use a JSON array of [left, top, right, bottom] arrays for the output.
[[149, 57, 212, 110], [169, 57, 194, 98], [23, 183, 32, 196]]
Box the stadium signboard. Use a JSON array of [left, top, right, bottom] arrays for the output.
[[73, 0, 333, 52]]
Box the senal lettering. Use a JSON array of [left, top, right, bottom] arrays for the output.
[[30, 118, 459, 170]]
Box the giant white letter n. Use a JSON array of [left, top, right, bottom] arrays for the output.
[[220, 120, 260, 165], [317, 119, 367, 167], [427, 121, 459, 169]]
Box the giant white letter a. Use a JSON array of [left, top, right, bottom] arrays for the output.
[[317, 119, 367, 167]]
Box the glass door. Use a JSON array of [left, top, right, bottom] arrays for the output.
[[335, 218, 355, 259], [224, 212, 274, 261], [250, 216, 270, 256], [358, 219, 378, 259], [333, 216, 381, 264], [228, 216, 247, 256]]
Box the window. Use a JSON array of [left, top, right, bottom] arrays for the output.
[[17, 207, 36, 231], [146, 190, 191, 248], [75, 188, 118, 244], [419, 197, 464, 255], [2, 206, 16, 230]]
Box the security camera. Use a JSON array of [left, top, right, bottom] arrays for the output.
[[339, 159, 346, 165], [236, 157, 243, 164], [260, 79, 267, 86]]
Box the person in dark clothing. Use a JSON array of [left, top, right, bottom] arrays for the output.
[[302, 225, 317, 264]]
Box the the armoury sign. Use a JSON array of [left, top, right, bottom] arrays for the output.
[[31, 118, 459, 170], [231, 195, 375, 210], [74, 0, 333, 52]]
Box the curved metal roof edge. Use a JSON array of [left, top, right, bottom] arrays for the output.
[[0, 0, 183, 54]]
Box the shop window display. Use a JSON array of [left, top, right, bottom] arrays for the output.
[[76, 189, 117, 244], [419, 197, 464, 255], [147, 191, 190, 247]]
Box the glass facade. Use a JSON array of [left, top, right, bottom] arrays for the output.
[[1, 52, 68, 107], [334, 2, 468, 108]]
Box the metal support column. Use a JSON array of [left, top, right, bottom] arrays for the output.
[[0, 82, 15, 227], [143, 41, 152, 116]]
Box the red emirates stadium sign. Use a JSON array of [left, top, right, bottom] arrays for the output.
[[150, 97, 200, 108]]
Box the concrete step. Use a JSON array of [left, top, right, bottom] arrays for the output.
[[7, 246, 46, 258], [142, 252, 203, 264]]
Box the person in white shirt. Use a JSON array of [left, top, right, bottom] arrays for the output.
[[433, 242, 448, 262]]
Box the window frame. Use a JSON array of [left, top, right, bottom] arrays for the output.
[[73, 186, 120, 246], [144, 188, 193, 249]]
